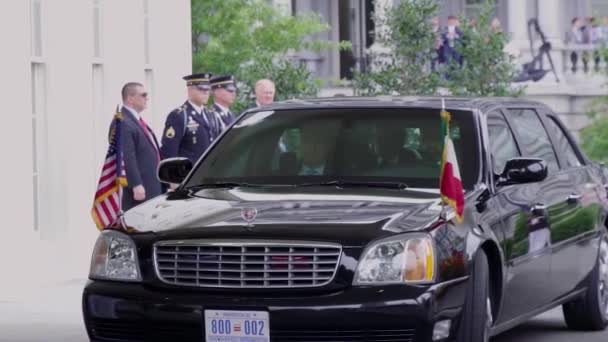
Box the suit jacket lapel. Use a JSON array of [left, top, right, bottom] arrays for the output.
[[122, 106, 159, 153]]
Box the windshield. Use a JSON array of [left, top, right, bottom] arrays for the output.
[[186, 108, 480, 190]]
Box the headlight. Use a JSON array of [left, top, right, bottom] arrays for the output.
[[353, 234, 436, 285], [89, 230, 141, 282]]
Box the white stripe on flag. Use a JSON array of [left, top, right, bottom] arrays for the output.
[[96, 203, 109, 226], [105, 198, 117, 220], [101, 164, 117, 178], [97, 176, 118, 191]]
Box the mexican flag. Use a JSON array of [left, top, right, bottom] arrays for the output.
[[439, 107, 464, 222]]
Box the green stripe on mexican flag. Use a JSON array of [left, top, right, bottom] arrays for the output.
[[440, 108, 464, 223]]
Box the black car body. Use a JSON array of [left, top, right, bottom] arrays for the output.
[[83, 97, 608, 342]]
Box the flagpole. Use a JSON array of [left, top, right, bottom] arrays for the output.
[[439, 98, 447, 220], [116, 104, 126, 228]]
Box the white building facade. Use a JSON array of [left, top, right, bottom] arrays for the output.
[[278, 0, 607, 136], [0, 0, 191, 287]]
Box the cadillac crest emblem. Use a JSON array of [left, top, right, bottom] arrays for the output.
[[241, 207, 258, 227]]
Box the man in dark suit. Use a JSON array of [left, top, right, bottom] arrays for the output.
[[244, 78, 276, 111], [210, 74, 237, 132], [115, 82, 162, 210], [160, 73, 219, 163]]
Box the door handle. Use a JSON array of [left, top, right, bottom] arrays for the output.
[[530, 203, 546, 215], [567, 193, 582, 204]]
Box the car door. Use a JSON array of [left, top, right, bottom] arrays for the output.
[[486, 109, 552, 323], [541, 111, 603, 297], [506, 107, 578, 302]]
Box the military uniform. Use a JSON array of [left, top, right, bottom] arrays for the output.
[[210, 74, 238, 132], [160, 73, 220, 163]]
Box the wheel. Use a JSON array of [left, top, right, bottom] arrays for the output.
[[456, 250, 493, 342], [563, 234, 608, 331]]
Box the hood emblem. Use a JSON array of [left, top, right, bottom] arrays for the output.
[[241, 207, 258, 228]]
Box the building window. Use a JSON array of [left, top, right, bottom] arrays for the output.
[[592, 0, 608, 16], [143, 0, 151, 64], [272, 0, 293, 16], [31, 62, 47, 232], [92, 63, 105, 165], [145, 68, 155, 116], [464, 0, 499, 19], [31, 0, 43, 57], [93, 0, 103, 58]]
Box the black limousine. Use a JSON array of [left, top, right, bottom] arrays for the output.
[[83, 97, 608, 342]]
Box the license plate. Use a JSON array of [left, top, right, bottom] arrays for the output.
[[204, 310, 270, 342]]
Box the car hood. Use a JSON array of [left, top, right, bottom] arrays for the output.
[[121, 187, 445, 246]]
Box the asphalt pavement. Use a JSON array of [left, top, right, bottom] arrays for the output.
[[1, 278, 606, 342]]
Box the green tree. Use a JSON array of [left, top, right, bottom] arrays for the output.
[[443, 1, 523, 96], [191, 0, 348, 112], [353, 0, 441, 96], [580, 46, 608, 162], [353, 0, 521, 97]]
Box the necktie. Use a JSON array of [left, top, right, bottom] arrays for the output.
[[139, 117, 160, 161]]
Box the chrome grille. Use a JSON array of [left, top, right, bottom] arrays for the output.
[[154, 240, 342, 288]]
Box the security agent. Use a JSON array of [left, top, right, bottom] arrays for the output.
[[210, 74, 237, 131], [160, 73, 221, 163]]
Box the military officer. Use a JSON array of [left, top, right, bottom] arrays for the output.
[[210, 74, 237, 132], [160, 73, 220, 163]]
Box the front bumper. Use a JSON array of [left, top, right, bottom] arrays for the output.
[[83, 278, 468, 342]]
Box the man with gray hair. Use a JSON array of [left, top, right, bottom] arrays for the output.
[[114, 82, 162, 210], [252, 79, 276, 108]]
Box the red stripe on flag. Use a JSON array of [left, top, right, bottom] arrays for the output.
[[100, 201, 114, 224], [102, 156, 117, 170], [95, 206, 109, 227], [109, 194, 119, 213]]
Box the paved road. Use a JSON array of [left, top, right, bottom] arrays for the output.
[[492, 308, 608, 342], [1, 278, 607, 341]]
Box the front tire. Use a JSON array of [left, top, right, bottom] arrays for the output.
[[563, 234, 608, 331], [456, 250, 492, 342]]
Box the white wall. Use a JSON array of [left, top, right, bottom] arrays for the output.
[[0, 0, 191, 291]]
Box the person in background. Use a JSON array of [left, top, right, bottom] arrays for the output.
[[443, 15, 463, 68], [566, 17, 586, 73], [252, 79, 276, 108], [601, 16, 608, 43], [116, 82, 162, 210]]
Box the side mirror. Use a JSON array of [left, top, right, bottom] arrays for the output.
[[157, 157, 193, 185], [497, 158, 547, 186]]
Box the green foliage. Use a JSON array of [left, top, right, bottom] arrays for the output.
[[353, 0, 441, 95], [353, 0, 522, 97], [191, 0, 349, 112], [443, 1, 523, 96], [233, 57, 321, 112], [580, 44, 608, 162]]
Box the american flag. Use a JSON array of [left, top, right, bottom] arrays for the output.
[[91, 108, 128, 230]]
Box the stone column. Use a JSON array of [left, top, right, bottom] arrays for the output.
[[536, 0, 565, 82], [368, 0, 393, 67], [507, 0, 528, 46]]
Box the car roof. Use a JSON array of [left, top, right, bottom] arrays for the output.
[[251, 96, 547, 113]]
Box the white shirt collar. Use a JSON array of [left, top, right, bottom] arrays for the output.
[[123, 105, 141, 121], [255, 101, 262, 107], [188, 100, 203, 115], [215, 103, 229, 114]]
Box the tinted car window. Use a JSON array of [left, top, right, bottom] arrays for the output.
[[188, 108, 480, 190], [544, 116, 583, 168], [487, 110, 520, 174], [507, 109, 559, 172]]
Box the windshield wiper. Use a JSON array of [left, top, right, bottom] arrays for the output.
[[186, 182, 265, 189], [296, 180, 408, 190]]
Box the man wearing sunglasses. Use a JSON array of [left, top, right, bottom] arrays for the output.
[[160, 73, 220, 164], [116, 82, 162, 210]]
